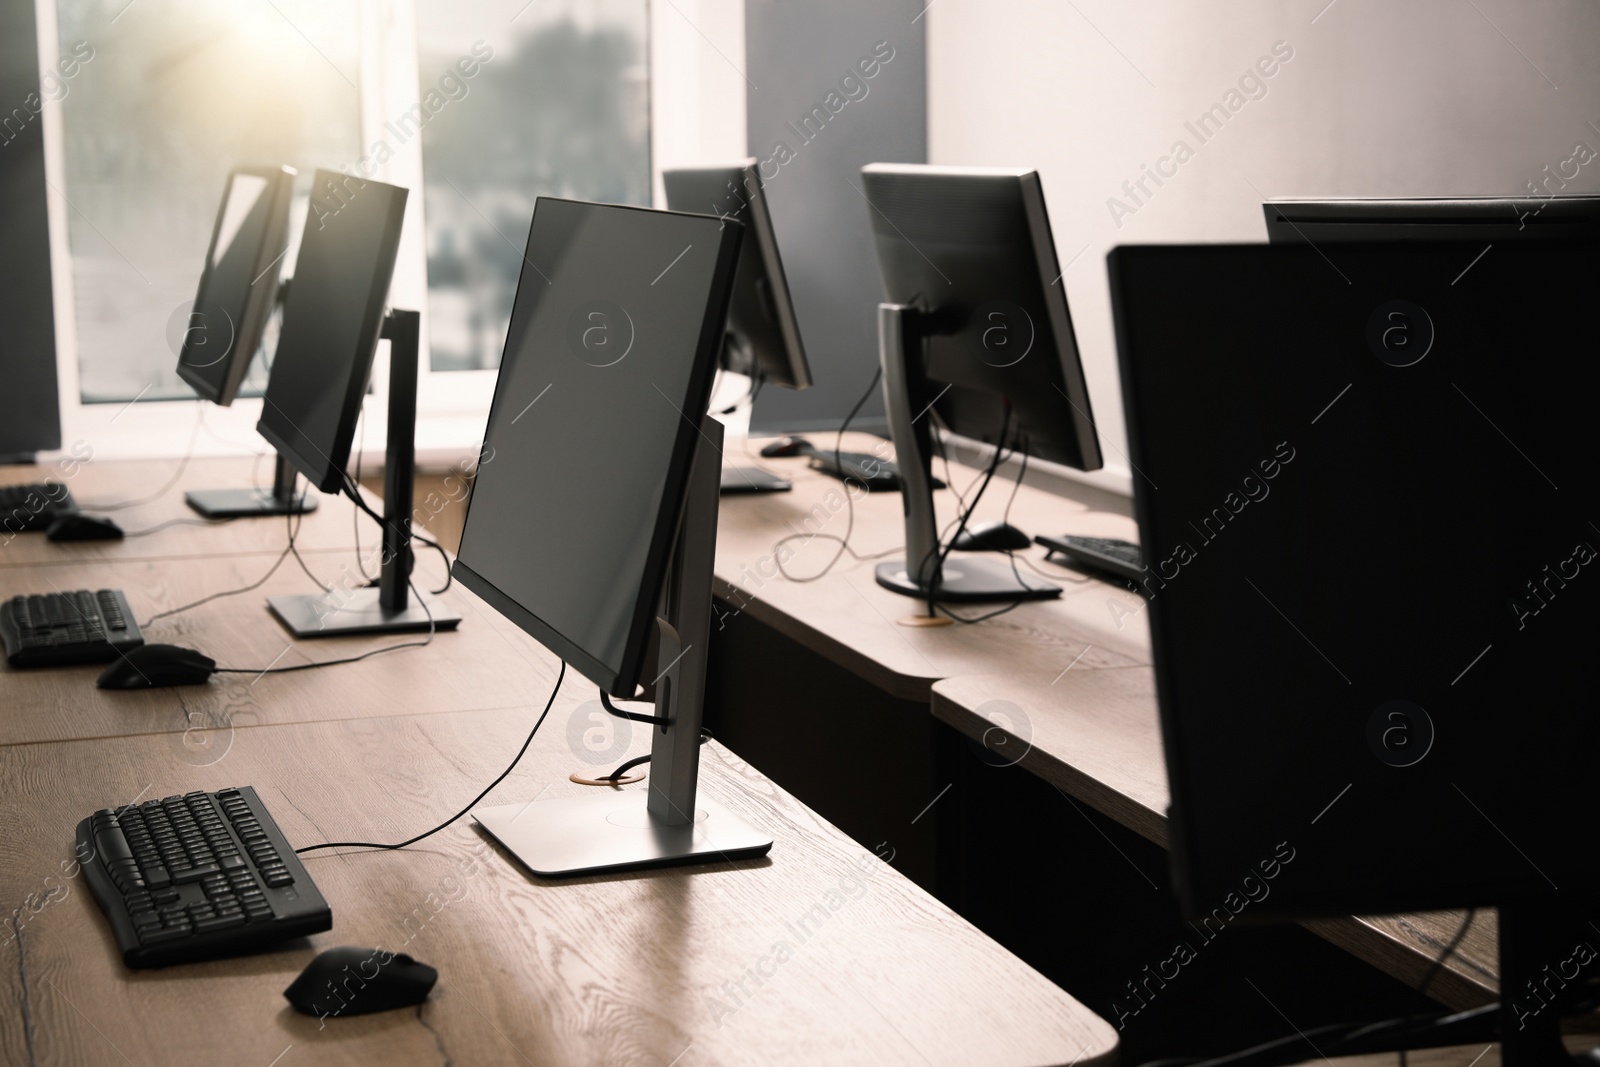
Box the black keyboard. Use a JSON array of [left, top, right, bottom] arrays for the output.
[[0, 483, 78, 533], [78, 786, 332, 967], [809, 451, 946, 493], [1, 589, 144, 667], [1035, 534, 1147, 582]]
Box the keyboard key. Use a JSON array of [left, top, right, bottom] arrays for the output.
[[172, 864, 220, 884]]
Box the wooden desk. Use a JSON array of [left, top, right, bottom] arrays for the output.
[[712, 435, 1150, 702], [0, 705, 1118, 1066], [2, 453, 1119, 1065], [0, 551, 549, 747], [715, 438, 1503, 1018], [931, 671, 1500, 1011], [0, 457, 389, 567]]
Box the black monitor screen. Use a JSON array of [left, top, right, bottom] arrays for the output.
[[663, 162, 811, 391], [1263, 196, 1600, 244], [176, 166, 294, 406], [1112, 242, 1600, 919], [452, 198, 741, 695], [256, 171, 406, 492], [862, 164, 1101, 472]]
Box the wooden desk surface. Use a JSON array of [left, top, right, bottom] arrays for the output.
[[0, 551, 555, 748], [1, 456, 412, 567], [713, 435, 1151, 703], [932, 670, 1501, 1011], [0, 704, 1118, 1067]]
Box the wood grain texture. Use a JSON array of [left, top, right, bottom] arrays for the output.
[[1, 457, 470, 568], [932, 669, 1168, 848], [0, 553, 558, 747], [712, 435, 1152, 702], [932, 671, 1502, 1010], [0, 704, 1118, 1067]]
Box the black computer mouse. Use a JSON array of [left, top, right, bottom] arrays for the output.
[[285, 947, 438, 1018], [759, 435, 815, 458], [96, 644, 216, 689], [951, 521, 1033, 553], [46, 514, 124, 541]]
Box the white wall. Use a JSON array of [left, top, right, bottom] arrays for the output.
[[650, 0, 748, 206], [927, 0, 1600, 492]]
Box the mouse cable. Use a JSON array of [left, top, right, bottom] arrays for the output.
[[340, 473, 454, 596], [136, 482, 323, 628], [213, 577, 436, 677], [140, 540, 294, 629], [120, 516, 236, 537], [292, 659, 568, 855], [931, 429, 1040, 624], [77, 400, 205, 512], [600, 689, 669, 726], [714, 365, 763, 416], [599, 726, 713, 783], [285, 491, 331, 593], [923, 409, 1015, 617], [772, 365, 883, 582], [1133, 1003, 1501, 1067]]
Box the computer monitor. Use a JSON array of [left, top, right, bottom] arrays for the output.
[[453, 196, 771, 876], [1112, 241, 1599, 1065], [1262, 196, 1600, 244], [663, 160, 812, 494], [860, 163, 1102, 605], [257, 169, 460, 638], [179, 165, 316, 519]]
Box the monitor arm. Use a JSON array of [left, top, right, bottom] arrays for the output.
[[263, 278, 299, 511], [878, 303, 940, 588], [874, 302, 1057, 608], [264, 307, 462, 638], [645, 413, 722, 826], [376, 309, 418, 616], [468, 414, 773, 876]]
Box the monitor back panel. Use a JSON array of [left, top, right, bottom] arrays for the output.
[[1111, 242, 1600, 918], [452, 198, 740, 695], [256, 172, 406, 492]]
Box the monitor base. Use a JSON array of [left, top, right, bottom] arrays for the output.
[[875, 557, 1060, 604], [185, 488, 317, 519], [474, 792, 773, 877], [267, 587, 461, 637], [720, 466, 790, 493]]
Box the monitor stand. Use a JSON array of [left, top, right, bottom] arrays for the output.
[[871, 303, 1059, 605], [185, 453, 318, 519], [720, 466, 790, 493], [473, 416, 774, 876], [267, 309, 461, 637]]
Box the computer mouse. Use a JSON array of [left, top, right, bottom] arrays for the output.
[[759, 435, 815, 459], [46, 514, 124, 542], [285, 947, 438, 1018], [96, 644, 216, 689], [951, 521, 1033, 553]]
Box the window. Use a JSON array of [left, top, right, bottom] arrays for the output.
[[415, 1, 650, 372], [55, 0, 361, 404]]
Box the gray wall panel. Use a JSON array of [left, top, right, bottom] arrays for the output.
[[744, 0, 925, 435], [0, 0, 63, 459]]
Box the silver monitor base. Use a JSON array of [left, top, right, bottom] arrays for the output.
[[875, 556, 1060, 604], [186, 488, 317, 518], [267, 587, 462, 637], [720, 466, 790, 493], [474, 792, 773, 878]]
